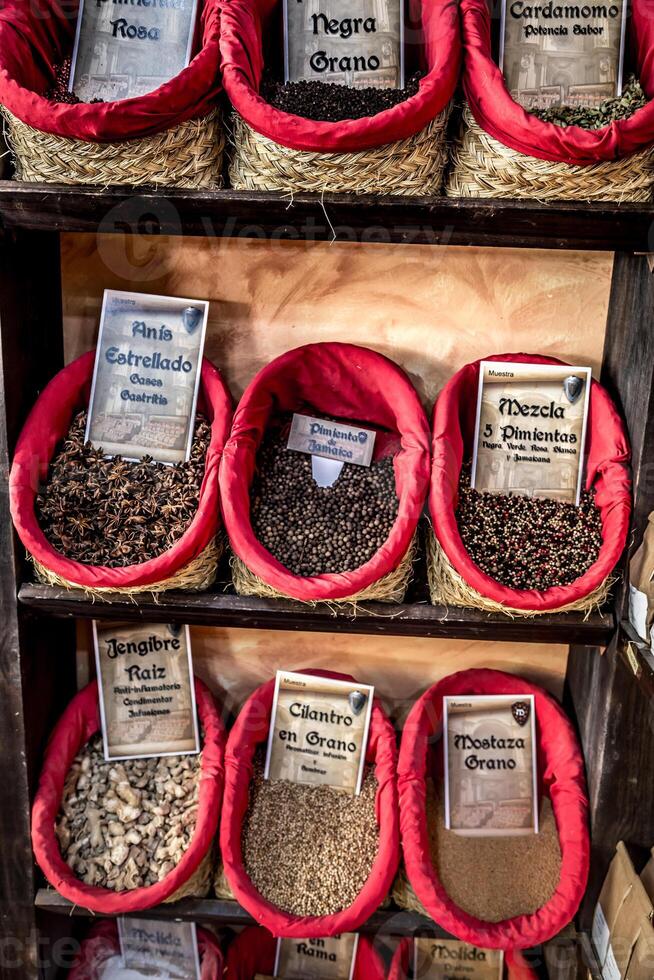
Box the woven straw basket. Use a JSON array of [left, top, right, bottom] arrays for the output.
[[446, 105, 654, 202], [231, 533, 418, 604], [166, 847, 215, 903], [426, 531, 612, 617], [30, 537, 222, 596], [1, 107, 225, 188], [229, 109, 451, 195]]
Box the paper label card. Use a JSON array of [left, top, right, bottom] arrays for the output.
[[274, 935, 358, 979], [94, 621, 200, 761], [284, 0, 404, 88], [70, 0, 199, 104], [287, 414, 376, 467], [118, 918, 200, 979], [471, 361, 592, 505], [499, 0, 627, 110], [265, 671, 374, 795], [86, 290, 208, 465], [444, 694, 538, 837], [414, 939, 503, 980]]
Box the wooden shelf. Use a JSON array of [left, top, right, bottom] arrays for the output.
[[0, 181, 652, 251], [35, 889, 450, 937], [18, 582, 615, 644]]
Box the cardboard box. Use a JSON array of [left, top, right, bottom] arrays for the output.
[[593, 842, 654, 979]]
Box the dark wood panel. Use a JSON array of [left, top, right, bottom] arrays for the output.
[[0, 230, 77, 980], [0, 181, 651, 250], [18, 583, 615, 645]]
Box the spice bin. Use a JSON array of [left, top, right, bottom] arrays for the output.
[[219, 0, 460, 195], [31, 679, 224, 913], [0, 0, 224, 187], [219, 342, 430, 603], [219, 670, 399, 937], [67, 919, 224, 979], [395, 668, 589, 948], [225, 926, 385, 979], [9, 351, 233, 594], [446, 0, 654, 202], [428, 353, 631, 616]]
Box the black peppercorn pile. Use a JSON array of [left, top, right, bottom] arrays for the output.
[[260, 71, 423, 122], [250, 425, 399, 576], [36, 412, 210, 567], [456, 463, 603, 590]]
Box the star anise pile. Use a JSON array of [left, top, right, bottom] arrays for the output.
[[36, 412, 210, 567]]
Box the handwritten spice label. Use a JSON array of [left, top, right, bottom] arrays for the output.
[[86, 290, 208, 465], [94, 621, 199, 761], [287, 414, 376, 466], [444, 694, 538, 837], [118, 917, 200, 979], [70, 0, 199, 103], [284, 0, 404, 87], [265, 671, 374, 795], [275, 935, 359, 979], [471, 361, 591, 505], [414, 939, 503, 980]]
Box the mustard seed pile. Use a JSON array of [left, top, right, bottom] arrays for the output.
[[260, 71, 423, 122], [36, 411, 209, 567], [456, 462, 602, 590], [426, 782, 561, 922], [250, 424, 399, 576], [56, 734, 201, 891], [242, 754, 379, 916]]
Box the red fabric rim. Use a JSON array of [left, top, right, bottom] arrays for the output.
[[219, 0, 461, 151], [0, 0, 221, 142], [219, 342, 430, 602], [31, 679, 225, 914], [461, 0, 654, 164], [10, 350, 233, 590], [219, 669, 400, 937], [225, 926, 385, 979], [429, 352, 631, 612], [68, 919, 224, 979], [397, 668, 590, 949]]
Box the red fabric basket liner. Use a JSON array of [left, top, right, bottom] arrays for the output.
[[225, 925, 385, 979], [430, 352, 631, 612], [398, 668, 590, 949], [0, 0, 221, 142], [219, 669, 400, 937], [219, 342, 431, 602], [462, 0, 654, 164], [10, 350, 233, 591], [31, 678, 225, 914], [68, 919, 224, 979], [219, 0, 461, 152], [389, 938, 539, 979]]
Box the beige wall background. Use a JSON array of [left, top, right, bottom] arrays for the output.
[[63, 235, 613, 710]]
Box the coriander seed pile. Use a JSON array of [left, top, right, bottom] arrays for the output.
[[250, 424, 399, 576], [260, 71, 423, 122], [242, 753, 379, 916], [36, 411, 209, 567], [56, 734, 201, 891], [456, 462, 602, 590]]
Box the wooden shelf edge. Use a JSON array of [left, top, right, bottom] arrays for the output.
[[18, 583, 615, 644], [0, 181, 652, 250], [34, 889, 450, 937]]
